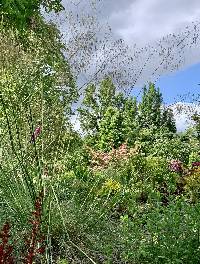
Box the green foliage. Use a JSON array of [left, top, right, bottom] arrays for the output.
[[188, 150, 200, 167], [78, 77, 125, 135], [150, 134, 192, 163], [57, 260, 69, 264], [98, 106, 124, 151], [117, 200, 200, 263], [0, 0, 64, 28], [185, 167, 200, 202], [138, 83, 162, 128], [138, 83, 176, 133], [162, 108, 177, 133], [79, 80, 177, 152], [79, 77, 134, 150], [122, 97, 139, 145], [0, 6, 77, 262], [0, 22, 77, 160], [51, 158, 200, 263], [1, 4, 200, 262]]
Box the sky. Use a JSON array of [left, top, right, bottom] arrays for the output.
[[100, 0, 200, 45], [99, 0, 200, 89], [103, 0, 200, 102], [157, 62, 200, 104], [62, 0, 200, 95], [131, 62, 200, 131], [131, 62, 200, 104], [62, 0, 200, 131]]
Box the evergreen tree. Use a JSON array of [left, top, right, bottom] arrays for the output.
[[138, 82, 176, 133], [138, 83, 163, 129], [162, 108, 177, 133]]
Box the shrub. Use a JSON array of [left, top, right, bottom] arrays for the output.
[[184, 167, 200, 202]]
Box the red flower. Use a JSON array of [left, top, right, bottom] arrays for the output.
[[0, 222, 14, 264], [24, 191, 45, 263], [192, 162, 200, 168]]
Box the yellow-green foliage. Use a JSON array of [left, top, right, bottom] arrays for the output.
[[98, 179, 121, 196], [185, 168, 200, 202], [57, 259, 69, 264]]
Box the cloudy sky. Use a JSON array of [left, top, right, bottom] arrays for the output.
[[61, 0, 200, 131], [99, 0, 200, 45], [60, 0, 200, 87]]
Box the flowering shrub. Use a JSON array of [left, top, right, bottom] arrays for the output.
[[88, 143, 140, 171], [169, 159, 183, 173], [192, 162, 200, 168], [188, 151, 200, 167]]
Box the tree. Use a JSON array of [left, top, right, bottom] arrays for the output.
[[0, 0, 64, 28], [138, 83, 176, 133], [138, 83, 163, 129], [122, 97, 138, 144], [0, 0, 78, 193], [79, 79, 177, 151], [78, 77, 126, 135], [98, 106, 124, 151], [162, 108, 177, 133], [97, 96, 139, 150], [78, 77, 138, 150]]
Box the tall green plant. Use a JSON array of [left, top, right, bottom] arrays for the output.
[[0, 5, 78, 262]]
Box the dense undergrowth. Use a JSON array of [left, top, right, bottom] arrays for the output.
[[1, 135, 200, 263]]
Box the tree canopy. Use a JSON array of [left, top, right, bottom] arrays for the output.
[[78, 79, 176, 151]]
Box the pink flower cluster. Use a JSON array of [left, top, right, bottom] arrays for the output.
[[88, 143, 139, 171], [169, 160, 183, 173]]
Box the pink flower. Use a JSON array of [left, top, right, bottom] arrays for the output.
[[169, 160, 183, 172], [30, 126, 42, 143]]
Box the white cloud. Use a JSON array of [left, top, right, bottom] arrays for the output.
[[101, 0, 200, 45], [175, 113, 191, 132], [101, 0, 200, 82], [170, 102, 200, 131], [70, 113, 81, 132]]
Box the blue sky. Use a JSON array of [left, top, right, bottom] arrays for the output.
[[157, 62, 200, 104], [130, 62, 200, 131], [131, 62, 200, 105]]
